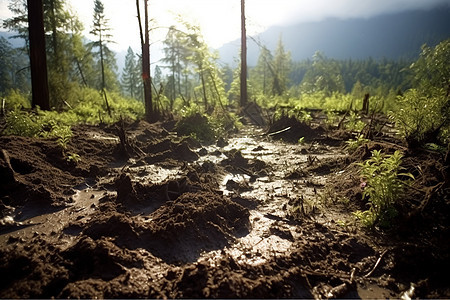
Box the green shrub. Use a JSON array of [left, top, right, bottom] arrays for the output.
[[325, 110, 338, 127], [345, 111, 366, 132], [354, 150, 414, 228], [392, 87, 449, 146], [391, 39, 450, 146], [175, 111, 216, 143], [3, 89, 31, 109], [4, 109, 40, 137]]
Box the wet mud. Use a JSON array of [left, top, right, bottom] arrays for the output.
[[0, 116, 449, 298]]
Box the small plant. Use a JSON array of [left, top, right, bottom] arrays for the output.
[[66, 153, 81, 163], [325, 110, 338, 128], [354, 150, 414, 228], [345, 111, 366, 132], [297, 136, 305, 144], [345, 135, 369, 152], [39, 120, 73, 149]]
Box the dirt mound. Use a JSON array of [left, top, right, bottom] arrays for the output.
[[268, 115, 325, 143], [141, 191, 250, 263], [78, 187, 250, 264], [0, 136, 79, 208], [144, 139, 199, 163], [221, 149, 268, 176], [170, 256, 300, 298]]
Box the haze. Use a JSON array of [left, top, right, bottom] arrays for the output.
[[1, 0, 449, 51]]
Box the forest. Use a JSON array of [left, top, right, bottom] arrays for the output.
[[0, 0, 449, 298]]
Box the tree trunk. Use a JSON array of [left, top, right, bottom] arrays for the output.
[[27, 0, 50, 110], [240, 0, 248, 107], [49, 0, 58, 63], [142, 0, 153, 121], [99, 34, 112, 117], [362, 93, 370, 115], [199, 63, 208, 112]]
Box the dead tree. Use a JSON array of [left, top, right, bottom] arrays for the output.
[[136, 0, 154, 121], [240, 0, 248, 107]]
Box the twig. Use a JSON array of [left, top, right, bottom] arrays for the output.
[[364, 249, 389, 278], [268, 126, 291, 136], [1, 98, 5, 117]]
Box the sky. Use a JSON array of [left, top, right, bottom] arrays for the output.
[[1, 0, 449, 52]]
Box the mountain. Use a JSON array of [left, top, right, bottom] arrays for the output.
[[218, 6, 450, 66], [0, 31, 26, 48]]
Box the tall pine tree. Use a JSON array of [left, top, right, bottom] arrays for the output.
[[121, 47, 140, 99], [90, 0, 118, 116]]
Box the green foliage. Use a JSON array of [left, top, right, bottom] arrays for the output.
[[66, 152, 81, 163], [300, 51, 345, 96], [3, 88, 144, 149], [391, 39, 450, 146], [345, 135, 369, 152], [325, 110, 338, 127], [40, 120, 73, 149], [210, 109, 243, 137], [3, 107, 73, 150], [392, 88, 448, 145], [89, 0, 119, 93], [248, 37, 291, 98], [354, 150, 414, 228], [4, 109, 41, 137], [272, 36, 292, 96], [345, 111, 366, 132], [70, 87, 144, 123], [273, 104, 312, 125], [121, 47, 141, 100], [0, 37, 30, 94], [3, 89, 31, 109], [176, 110, 216, 143], [175, 104, 241, 143]]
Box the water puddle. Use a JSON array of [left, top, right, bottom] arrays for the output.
[[200, 209, 298, 267], [0, 183, 113, 245]]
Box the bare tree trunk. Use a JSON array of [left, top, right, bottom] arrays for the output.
[[75, 58, 88, 86], [49, 0, 58, 63], [240, 0, 248, 107], [99, 34, 112, 117], [362, 93, 370, 115], [27, 0, 50, 110], [142, 0, 153, 121], [199, 64, 208, 112]]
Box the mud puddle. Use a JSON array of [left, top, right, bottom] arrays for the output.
[[196, 126, 344, 268], [0, 181, 112, 246]]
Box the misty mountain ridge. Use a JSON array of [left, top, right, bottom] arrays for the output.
[[2, 6, 449, 73], [219, 6, 450, 66]]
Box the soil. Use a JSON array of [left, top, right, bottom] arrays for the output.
[[0, 115, 449, 299]]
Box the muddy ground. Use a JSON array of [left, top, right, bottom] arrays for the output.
[[0, 113, 449, 299]]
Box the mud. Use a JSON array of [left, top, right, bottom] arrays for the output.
[[0, 116, 449, 298]]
